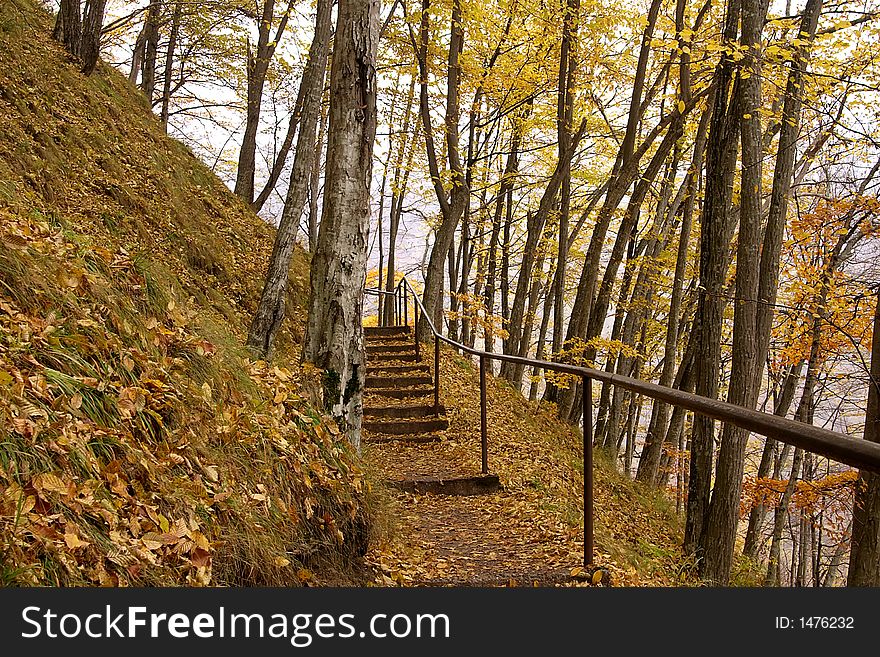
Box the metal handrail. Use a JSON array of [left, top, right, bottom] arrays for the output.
[[365, 275, 880, 568]]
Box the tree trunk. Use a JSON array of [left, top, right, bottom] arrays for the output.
[[383, 111, 419, 324], [235, 0, 292, 203], [500, 183, 512, 353], [128, 13, 146, 83], [484, 118, 523, 353], [848, 289, 880, 586], [56, 0, 82, 58], [742, 362, 804, 559], [510, 250, 551, 389], [551, 0, 580, 375], [699, 0, 769, 584], [684, 0, 741, 558], [700, 0, 820, 583], [636, 104, 709, 484], [765, 445, 802, 586], [530, 264, 556, 401], [140, 0, 162, 97], [307, 100, 328, 250], [416, 0, 469, 336], [303, 0, 378, 451], [247, 0, 333, 357], [159, 1, 181, 128], [501, 120, 585, 381]]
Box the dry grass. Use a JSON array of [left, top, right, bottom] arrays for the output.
[[0, 0, 371, 587]]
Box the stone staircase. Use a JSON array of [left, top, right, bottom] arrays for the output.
[[363, 325, 449, 440]]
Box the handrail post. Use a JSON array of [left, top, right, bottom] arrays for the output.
[[414, 300, 420, 360], [480, 354, 488, 475], [582, 375, 594, 568], [434, 334, 440, 415], [404, 285, 409, 328]]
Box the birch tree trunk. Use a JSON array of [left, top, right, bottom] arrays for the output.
[[303, 0, 378, 451]]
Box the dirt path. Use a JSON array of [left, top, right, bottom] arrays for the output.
[[362, 366, 587, 586]]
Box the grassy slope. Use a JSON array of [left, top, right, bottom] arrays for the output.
[[0, 0, 687, 588], [0, 0, 369, 586]]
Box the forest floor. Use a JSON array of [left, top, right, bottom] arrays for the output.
[[362, 346, 691, 587]]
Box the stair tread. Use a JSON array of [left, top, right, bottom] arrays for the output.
[[366, 388, 434, 398], [365, 375, 433, 388]]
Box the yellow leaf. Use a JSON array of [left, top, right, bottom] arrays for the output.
[[64, 530, 89, 549], [33, 472, 68, 495], [592, 570, 604, 585], [677, 100, 685, 113]]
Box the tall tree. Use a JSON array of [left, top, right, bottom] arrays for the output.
[[414, 0, 470, 335], [54, 0, 107, 76], [303, 0, 379, 451], [684, 0, 742, 557], [700, 0, 821, 583], [248, 0, 334, 358], [848, 289, 880, 585], [234, 0, 293, 203], [159, 1, 182, 128]]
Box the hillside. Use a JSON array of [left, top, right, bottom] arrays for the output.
[[0, 0, 690, 589], [0, 0, 369, 586]]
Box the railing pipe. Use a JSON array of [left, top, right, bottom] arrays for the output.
[[434, 334, 440, 415], [366, 275, 880, 577], [414, 302, 420, 360], [480, 354, 488, 475], [583, 375, 593, 567]]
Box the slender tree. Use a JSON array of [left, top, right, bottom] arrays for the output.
[[234, 0, 293, 203], [848, 288, 880, 585], [248, 0, 334, 358]]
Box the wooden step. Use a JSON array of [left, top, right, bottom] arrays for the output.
[[364, 404, 445, 418], [366, 386, 434, 399], [367, 353, 419, 363], [367, 364, 431, 375], [366, 343, 415, 354], [387, 474, 501, 496], [365, 338, 415, 349], [364, 433, 443, 444], [363, 416, 448, 435], [364, 326, 411, 338], [365, 374, 432, 388]]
